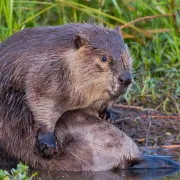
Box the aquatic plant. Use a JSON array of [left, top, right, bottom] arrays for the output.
[[0, 163, 37, 180]]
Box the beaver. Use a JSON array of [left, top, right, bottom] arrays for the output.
[[0, 23, 132, 157], [0, 109, 179, 171]]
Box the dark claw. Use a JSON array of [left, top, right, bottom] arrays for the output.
[[100, 107, 119, 124], [37, 131, 59, 158]]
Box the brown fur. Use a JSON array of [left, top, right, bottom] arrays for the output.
[[0, 109, 140, 171], [0, 23, 132, 155], [0, 23, 131, 126]]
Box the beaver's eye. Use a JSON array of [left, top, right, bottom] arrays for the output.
[[101, 56, 107, 62]]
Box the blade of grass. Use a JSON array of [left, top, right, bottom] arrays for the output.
[[14, 1, 54, 6], [111, 0, 121, 15], [20, 4, 56, 26]]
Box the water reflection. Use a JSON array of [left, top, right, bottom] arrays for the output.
[[34, 169, 180, 180], [31, 148, 180, 180], [0, 148, 180, 180]]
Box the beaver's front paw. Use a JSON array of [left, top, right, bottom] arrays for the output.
[[104, 108, 119, 124], [37, 131, 59, 158], [100, 106, 120, 124]]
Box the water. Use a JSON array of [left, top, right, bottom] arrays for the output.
[[33, 169, 180, 180], [34, 147, 180, 180], [1, 148, 180, 180]]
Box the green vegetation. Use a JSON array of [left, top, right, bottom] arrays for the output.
[[0, 163, 37, 180], [0, 0, 179, 114]]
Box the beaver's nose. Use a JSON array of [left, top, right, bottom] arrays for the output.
[[118, 72, 132, 87]]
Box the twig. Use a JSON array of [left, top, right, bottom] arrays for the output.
[[115, 118, 134, 123], [160, 145, 180, 149], [113, 104, 143, 110], [115, 115, 180, 124], [144, 145, 180, 149], [113, 103, 156, 112], [167, 94, 180, 115], [111, 108, 124, 114], [177, 131, 180, 141], [143, 110, 151, 152], [120, 13, 172, 29], [140, 115, 180, 119]]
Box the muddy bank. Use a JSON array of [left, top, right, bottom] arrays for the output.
[[112, 105, 180, 146]]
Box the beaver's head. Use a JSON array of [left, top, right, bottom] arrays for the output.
[[64, 24, 132, 106]]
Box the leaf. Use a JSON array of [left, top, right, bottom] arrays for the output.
[[111, 0, 121, 15], [156, 5, 167, 14], [31, 172, 38, 178]]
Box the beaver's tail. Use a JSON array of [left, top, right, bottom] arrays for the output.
[[127, 154, 180, 179], [129, 154, 180, 170]]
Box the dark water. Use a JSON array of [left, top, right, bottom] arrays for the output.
[[1, 148, 180, 180]]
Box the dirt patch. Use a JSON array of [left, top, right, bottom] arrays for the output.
[[111, 104, 180, 146]]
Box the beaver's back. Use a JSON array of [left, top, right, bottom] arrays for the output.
[[0, 24, 82, 88]]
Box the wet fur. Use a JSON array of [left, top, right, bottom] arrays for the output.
[[0, 23, 131, 134], [0, 109, 140, 171], [0, 24, 180, 171]]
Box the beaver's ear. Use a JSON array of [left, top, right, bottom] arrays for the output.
[[114, 25, 123, 38], [72, 35, 86, 49]]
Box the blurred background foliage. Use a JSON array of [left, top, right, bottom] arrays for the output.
[[0, 0, 180, 114]]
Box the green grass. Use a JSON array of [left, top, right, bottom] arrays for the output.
[[0, 163, 37, 180], [0, 0, 179, 114]]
